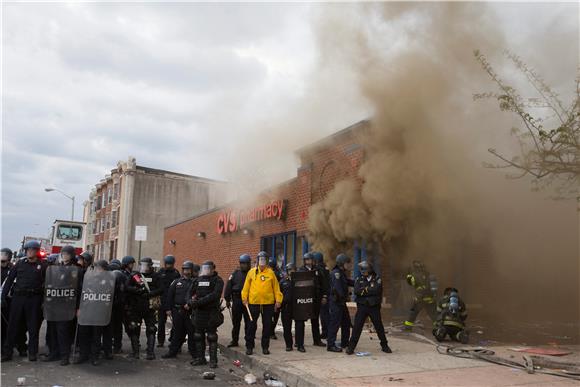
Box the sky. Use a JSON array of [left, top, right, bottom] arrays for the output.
[[1, 2, 578, 251]]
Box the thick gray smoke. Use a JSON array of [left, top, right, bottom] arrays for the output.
[[307, 2, 579, 343]]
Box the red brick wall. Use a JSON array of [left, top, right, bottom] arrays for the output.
[[164, 123, 376, 285]]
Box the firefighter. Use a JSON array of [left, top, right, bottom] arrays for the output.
[[241, 251, 283, 356], [433, 287, 469, 344], [1, 240, 47, 362], [188, 261, 224, 368], [313, 251, 330, 340], [269, 256, 283, 340], [108, 259, 126, 354], [157, 255, 181, 347], [280, 263, 298, 351], [327, 253, 354, 352], [125, 257, 162, 360], [224, 254, 252, 347], [346, 261, 391, 355], [162, 260, 199, 359], [404, 260, 438, 331], [298, 252, 327, 347]]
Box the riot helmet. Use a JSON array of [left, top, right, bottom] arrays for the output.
[[303, 252, 313, 268], [268, 256, 277, 270], [140, 257, 153, 273], [358, 260, 373, 276], [200, 260, 215, 277], [285, 262, 296, 274], [94, 259, 109, 272], [61, 245, 76, 263], [191, 263, 201, 278], [257, 251, 268, 269], [1, 248, 13, 260], [239, 253, 251, 272], [47, 254, 59, 265], [109, 259, 121, 271], [182, 260, 194, 277], [121, 255, 135, 269], [312, 251, 324, 265], [163, 255, 176, 268], [335, 253, 351, 269]]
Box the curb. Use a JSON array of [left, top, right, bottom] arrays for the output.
[[219, 344, 334, 387]]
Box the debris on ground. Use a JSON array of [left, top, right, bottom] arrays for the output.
[[244, 373, 257, 384], [388, 376, 404, 381], [202, 371, 216, 380], [356, 352, 371, 357], [508, 347, 572, 356], [17, 377, 26, 386], [233, 359, 242, 367]]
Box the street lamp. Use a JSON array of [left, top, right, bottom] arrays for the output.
[[45, 188, 75, 221]]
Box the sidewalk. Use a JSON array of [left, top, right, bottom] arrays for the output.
[[217, 317, 579, 387]]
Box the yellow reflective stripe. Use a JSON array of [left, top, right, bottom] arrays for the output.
[[443, 320, 464, 328], [404, 321, 414, 327]]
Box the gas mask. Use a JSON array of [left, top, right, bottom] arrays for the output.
[[449, 291, 459, 315]]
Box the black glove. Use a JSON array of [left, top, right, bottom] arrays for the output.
[[191, 299, 199, 309]]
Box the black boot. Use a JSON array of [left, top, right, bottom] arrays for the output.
[[190, 340, 206, 366], [208, 341, 218, 369], [146, 335, 156, 360], [129, 336, 140, 359]]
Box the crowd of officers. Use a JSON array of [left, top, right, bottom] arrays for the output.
[[1, 241, 468, 370]]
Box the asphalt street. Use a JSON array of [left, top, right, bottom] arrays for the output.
[[1, 325, 255, 387]]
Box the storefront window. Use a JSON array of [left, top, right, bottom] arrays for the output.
[[260, 231, 296, 269]]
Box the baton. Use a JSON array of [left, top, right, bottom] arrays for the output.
[[244, 303, 253, 322], [71, 323, 79, 362]]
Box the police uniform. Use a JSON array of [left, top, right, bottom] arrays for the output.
[[1, 257, 47, 361], [111, 268, 126, 353], [347, 273, 390, 353], [404, 265, 437, 329], [188, 270, 224, 368], [125, 269, 162, 359], [318, 263, 330, 339], [297, 265, 326, 345], [241, 266, 283, 354], [279, 273, 299, 350], [1, 262, 27, 357], [44, 260, 82, 365], [270, 265, 283, 338], [165, 275, 195, 357], [327, 265, 353, 350], [157, 267, 180, 346], [224, 268, 250, 346]]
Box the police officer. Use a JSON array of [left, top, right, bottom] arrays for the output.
[[77, 251, 94, 272], [269, 256, 283, 340], [241, 251, 283, 356], [157, 255, 181, 348], [108, 259, 126, 354], [188, 261, 224, 368], [125, 257, 162, 360], [433, 287, 469, 344], [1, 248, 13, 345], [298, 252, 327, 347], [43, 246, 82, 366], [224, 254, 252, 347], [346, 261, 391, 355], [327, 253, 354, 352], [162, 260, 199, 359], [280, 263, 298, 351], [404, 260, 437, 331], [313, 251, 330, 340], [1, 240, 47, 362]]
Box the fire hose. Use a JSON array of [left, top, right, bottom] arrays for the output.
[[402, 330, 580, 381]]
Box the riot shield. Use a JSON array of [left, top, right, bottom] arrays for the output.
[[78, 269, 116, 326], [292, 271, 316, 320], [44, 265, 81, 322]]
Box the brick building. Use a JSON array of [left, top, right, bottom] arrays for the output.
[[163, 120, 393, 301], [84, 157, 228, 262]]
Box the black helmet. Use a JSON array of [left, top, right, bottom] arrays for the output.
[[303, 252, 313, 262], [182, 260, 194, 270], [140, 257, 153, 265], [202, 260, 215, 268], [163, 255, 176, 265], [95, 259, 109, 270], [61, 245, 76, 256], [358, 260, 373, 274], [268, 256, 277, 268], [80, 251, 94, 266], [257, 251, 268, 259], [336, 253, 350, 267], [285, 262, 296, 272], [312, 251, 324, 263], [239, 254, 251, 263], [200, 260, 215, 276], [1, 248, 13, 258], [192, 263, 201, 273], [24, 240, 41, 250], [109, 259, 121, 270], [47, 254, 59, 265], [121, 255, 135, 266]]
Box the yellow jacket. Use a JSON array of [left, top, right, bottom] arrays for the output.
[[241, 266, 283, 305]]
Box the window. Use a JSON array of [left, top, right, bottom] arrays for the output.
[[105, 214, 110, 229], [113, 183, 119, 200], [57, 224, 83, 241], [111, 210, 117, 228], [93, 220, 98, 234], [260, 231, 297, 267], [96, 196, 101, 210], [108, 188, 113, 204], [101, 194, 106, 208], [100, 218, 105, 233], [116, 209, 120, 227]]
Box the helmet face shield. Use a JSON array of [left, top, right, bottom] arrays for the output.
[[258, 256, 267, 267], [140, 262, 152, 273], [200, 264, 213, 277]]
